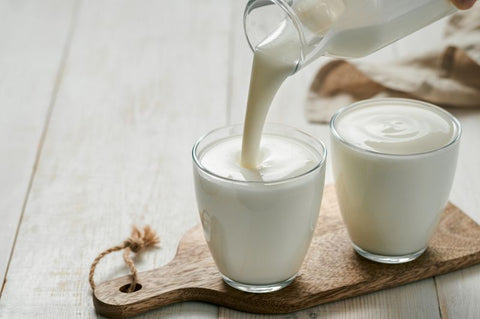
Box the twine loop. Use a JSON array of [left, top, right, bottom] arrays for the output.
[[89, 226, 159, 293]]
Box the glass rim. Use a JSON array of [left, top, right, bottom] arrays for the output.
[[329, 98, 462, 158], [192, 123, 327, 185]]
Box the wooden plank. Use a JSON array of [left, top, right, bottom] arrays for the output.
[[447, 112, 480, 225], [0, 0, 232, 317], [0, 0, 77, 289], [220, 279, 439, 319], [1, 1, 477, 318], [435, 110, 480, 319]]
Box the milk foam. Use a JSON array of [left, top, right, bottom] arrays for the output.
[[334, 102, 457, 155], [202, 135, 319, 182]]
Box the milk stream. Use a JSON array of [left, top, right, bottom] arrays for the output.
[[240, 21, 301, 168], [240, 0, 456, 168], [240, 0, 343, 168]]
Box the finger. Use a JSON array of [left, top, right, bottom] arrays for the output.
[[452, 0, 476, 10]]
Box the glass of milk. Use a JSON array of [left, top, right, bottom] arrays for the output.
[[192, 123, 327, 293], [330, 98, 461, 264]]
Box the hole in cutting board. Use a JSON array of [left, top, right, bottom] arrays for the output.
[[119, 283, 142, 293]]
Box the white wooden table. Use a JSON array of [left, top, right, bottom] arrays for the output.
[[1, 1, 479, 318]]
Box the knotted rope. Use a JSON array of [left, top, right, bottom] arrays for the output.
[[89, 226, 159, 293]]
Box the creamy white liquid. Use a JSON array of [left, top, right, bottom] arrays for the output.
[[194, 130, 325, 284], [241, 0, 344, 168], [335, 102, 457, 154], [202, 135, 319, 182], [331, 99, 460, 256], [240, 22, 299, 168]]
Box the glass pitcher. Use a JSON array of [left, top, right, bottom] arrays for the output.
[[244, 0, 457, 73]]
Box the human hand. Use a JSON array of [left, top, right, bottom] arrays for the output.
[[452, 0, 476, 9]]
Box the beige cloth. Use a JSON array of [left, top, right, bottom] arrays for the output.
[[306, 3, 480, 123]]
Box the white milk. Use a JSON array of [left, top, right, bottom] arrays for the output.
[[334, 102, 456, 154], [202, 135, 319, 182], [241, 0, 344, 168], [331, 99, 461, 258], [240, 22, 299, 168], [193, 125, 326, 285]]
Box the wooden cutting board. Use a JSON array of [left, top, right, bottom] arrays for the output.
[[93, 185, 480, 318]]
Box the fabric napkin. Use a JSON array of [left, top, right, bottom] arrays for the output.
[[306, 2, 480, 123]]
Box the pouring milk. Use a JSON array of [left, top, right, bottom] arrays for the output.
[[241, 0, 345, 168], [241, 0, 457, 168]]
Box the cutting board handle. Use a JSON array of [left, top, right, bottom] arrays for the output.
[[93, 225, 223, 319]]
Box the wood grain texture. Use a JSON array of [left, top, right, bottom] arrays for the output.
[[0, 0, 77, 287], [434, 110, 480, 319], [0, 0, 231, 317], [93, 185, 480, 319], [1, 1, 479, 318]]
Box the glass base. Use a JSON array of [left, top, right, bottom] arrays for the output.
[[222, 274, 296, 293], [353, 243, 426, 264]]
